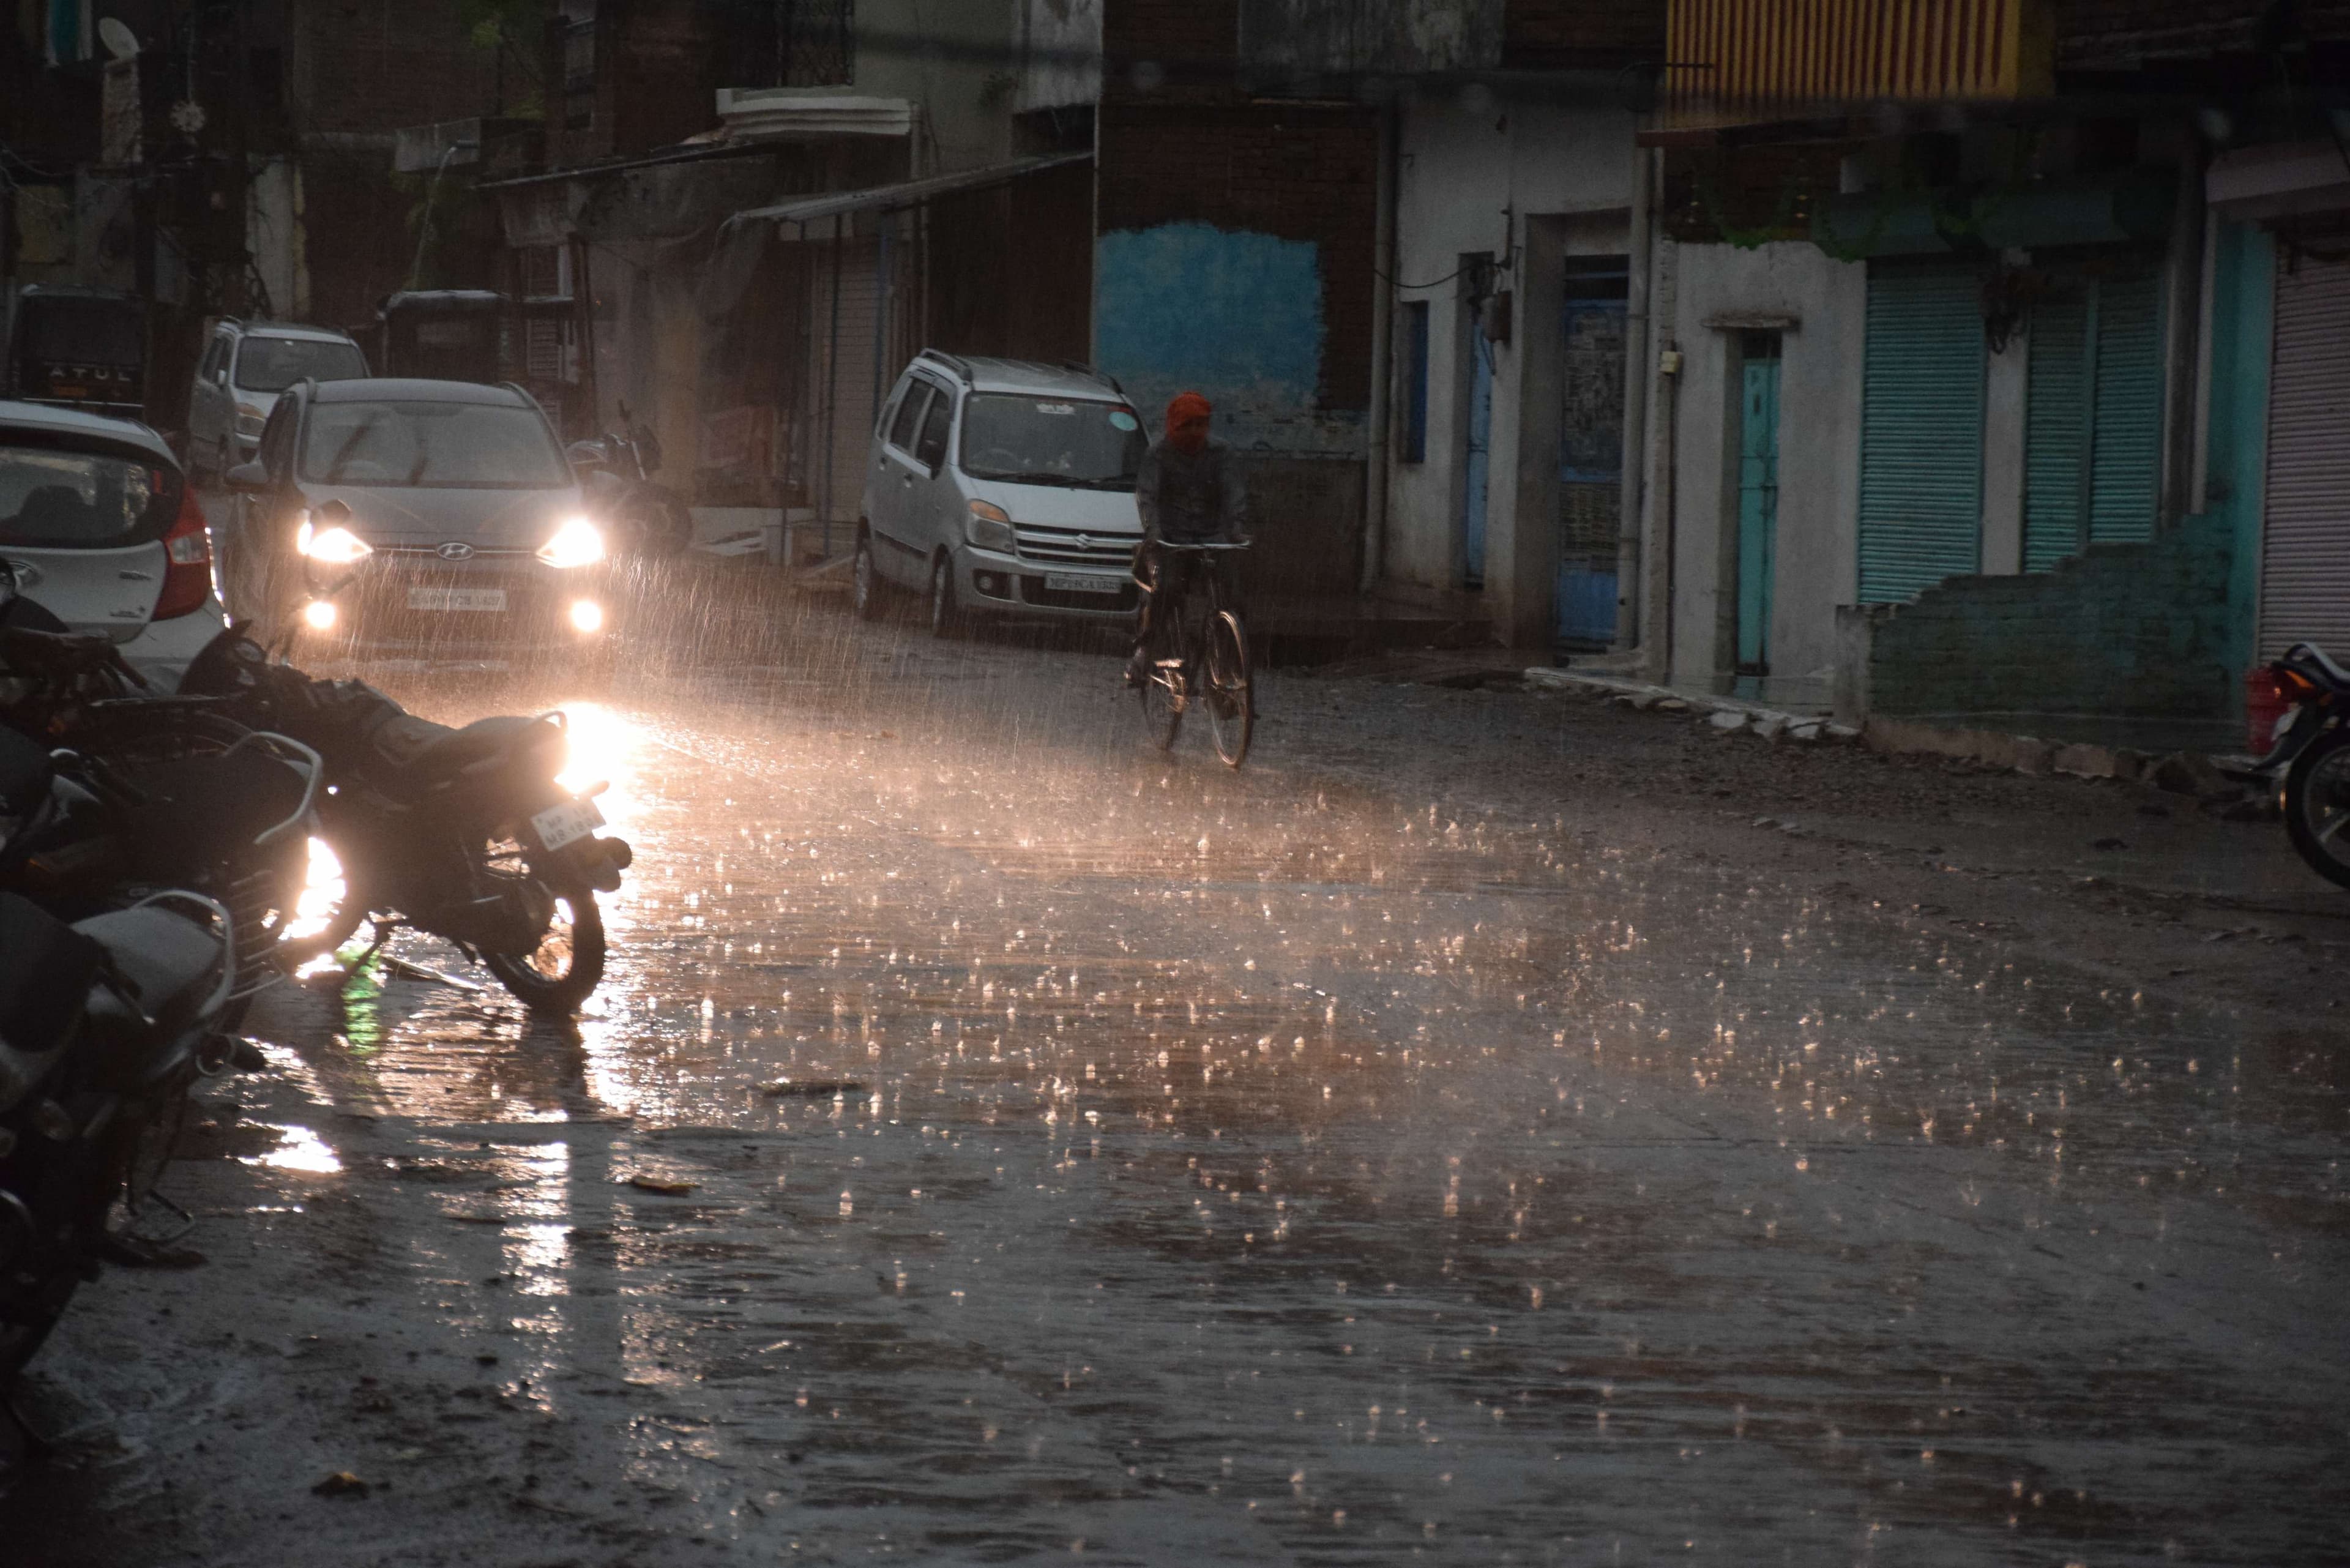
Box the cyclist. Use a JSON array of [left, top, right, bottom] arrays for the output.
[[1125, 390, 1249, 687]]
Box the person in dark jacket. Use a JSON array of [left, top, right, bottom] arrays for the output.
[[1126, 391, 1248, 685]]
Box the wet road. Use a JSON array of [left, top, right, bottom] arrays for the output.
[[12, 605, 2349, 1566]]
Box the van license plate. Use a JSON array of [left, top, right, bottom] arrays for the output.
[[531, 798, 604, 853], [408, 588, 507, 611], [1044, 572, 1120, 595]]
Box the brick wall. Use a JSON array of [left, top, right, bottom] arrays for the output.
[[1503, 0, 1667, 68], [1867, 515, 2238, 725], [1105, 0, 1242, 92], [288, 0, 505, 135], [2057, 0, 2350, 64]]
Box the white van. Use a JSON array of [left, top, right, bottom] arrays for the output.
[[187, 318, 368, 481], [854, 353, 1146, 635]]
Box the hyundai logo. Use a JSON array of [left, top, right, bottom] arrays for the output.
[[436, 542, 474, 562]]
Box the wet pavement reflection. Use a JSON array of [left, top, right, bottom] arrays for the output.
[[85, 632, 2350, 1562]]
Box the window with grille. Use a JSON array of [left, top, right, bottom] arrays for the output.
[[721, 0, 855, 89]]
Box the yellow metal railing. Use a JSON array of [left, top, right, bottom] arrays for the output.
[[1661, 0, 2056, 129]]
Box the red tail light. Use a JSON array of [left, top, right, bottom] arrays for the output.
[[152, 482, 214, 620]]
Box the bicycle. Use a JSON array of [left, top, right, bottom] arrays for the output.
[[1133, 539, 1253, 767]]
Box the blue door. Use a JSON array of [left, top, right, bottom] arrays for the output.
[[1461, 315, 1493, 588], [1556, 280, 1628, 646], [1736, 337, 1783, 687]]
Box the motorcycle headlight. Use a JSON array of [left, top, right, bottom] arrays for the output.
[[297, 521, 373, 566], [964, 499, 1015, 554], [537, 515, 606, 569]]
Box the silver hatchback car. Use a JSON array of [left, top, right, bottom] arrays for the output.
[[856, 354, 1146, 635]]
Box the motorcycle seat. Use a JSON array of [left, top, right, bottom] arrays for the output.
[[2287, 642, 2350, 687], [374, 714, 562, 783], [75, 906, 225, 1036]]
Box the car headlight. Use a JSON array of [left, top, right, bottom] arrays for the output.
[[235, 403, 266, 438], [964, 499, 1015, 554], [537, 515, 606, 569], [297, 520, 373, 565]]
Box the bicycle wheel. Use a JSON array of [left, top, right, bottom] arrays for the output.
[[1204, 610, 1253, 767], [1138, 614, 1184, 752]]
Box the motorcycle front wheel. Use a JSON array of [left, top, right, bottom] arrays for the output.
[[2283, 726, 2350, 889], [483, 884, 607, 1015]]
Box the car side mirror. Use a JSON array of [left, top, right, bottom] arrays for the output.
[[225, 461, 270, 492]]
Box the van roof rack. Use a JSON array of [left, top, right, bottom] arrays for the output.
[[917, 348, 972, 379]]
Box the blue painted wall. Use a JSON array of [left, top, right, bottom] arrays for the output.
[[1095, 222, 1358, 454]]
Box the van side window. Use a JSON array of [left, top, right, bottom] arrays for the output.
[[258, 399, 297, 474], [201, 335, 228, 382], [914, 387, 953, 469], [889, 382, 934, 454]]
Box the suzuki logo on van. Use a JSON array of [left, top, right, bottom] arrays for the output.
[[1075, 534, 1093, 551]]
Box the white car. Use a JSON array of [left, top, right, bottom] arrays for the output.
[[0, 401, 228, 692], [855, 353, 1147, 634], [187, 318, 369, 482]]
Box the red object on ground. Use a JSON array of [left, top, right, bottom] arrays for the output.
[[152, 482, 213, 619], [2246, 665, 2292, 756]]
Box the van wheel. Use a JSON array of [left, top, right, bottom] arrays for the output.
[[852, 532, 882, 621], [928, 554, 964, 640]]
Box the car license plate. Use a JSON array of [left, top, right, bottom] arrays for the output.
[[530, 797, 603, 853], [408, 587, 507, 611], [1044, 572, 1120, 595]]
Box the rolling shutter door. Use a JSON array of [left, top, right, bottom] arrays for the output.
[[2023, 256, 2163, 569], [2087, 262, 2162, 547], [2023, 292, 2087, 572], [1859, 259, 1985, 602], [2259, 251, 2350, 661]]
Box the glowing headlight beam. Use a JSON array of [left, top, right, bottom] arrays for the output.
[[537, 516, 607, 569]]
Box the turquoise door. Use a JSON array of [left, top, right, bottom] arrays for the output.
[[1556, 278, 1629, 647], [1736, 338, 1782, 677], [1462, 317, 1493, 588]]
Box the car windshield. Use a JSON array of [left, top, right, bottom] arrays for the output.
[[300, 401, 570, 489], [236, 336, 368, 392], [0, 445, 165, 546], [20, 300, 143, 367], [958, 395, 1144, 488]]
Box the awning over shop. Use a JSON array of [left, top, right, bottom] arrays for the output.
[[720, 151, 1092, 233]]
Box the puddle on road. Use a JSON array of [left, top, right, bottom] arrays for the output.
[[223, 664, 2349, 1564]]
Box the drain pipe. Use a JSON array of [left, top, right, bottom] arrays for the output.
[[1359, 97, 1400, 596], [1613, 144, 1655, 652]]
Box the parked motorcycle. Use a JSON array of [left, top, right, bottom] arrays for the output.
[[2251, 642, 2350, 888], [568, 401, 691, 557], [0, 885, 237, 1385], [1, 613, 322, 1028], [182, 630, 632, 1014]]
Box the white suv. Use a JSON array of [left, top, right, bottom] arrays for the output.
[[855, 354, 1146, 635], [187, 318, 368, 481]]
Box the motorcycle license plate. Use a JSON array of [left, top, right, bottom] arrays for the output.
[[408, 587, 508, 612], [531, 797, 604, 853], [1043, 572, 1120, 595]]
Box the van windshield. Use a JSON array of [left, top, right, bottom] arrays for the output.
[[301, 401, 570, 488], [958, 395, 1144, 490], [236, 336, 368, 392]]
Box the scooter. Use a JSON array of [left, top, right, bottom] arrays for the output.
[[2250, 642, 2350, 888], [567, 401, 690, 557]]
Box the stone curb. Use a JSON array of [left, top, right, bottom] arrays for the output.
[[1521, 668, 1857, 746], [1522, 667, 2194, 785]]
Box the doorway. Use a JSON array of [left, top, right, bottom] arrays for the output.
[[1556, 259, 1629, 647], [1734, 332, 1782, 694], [1460, 290, 1494, 590]]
